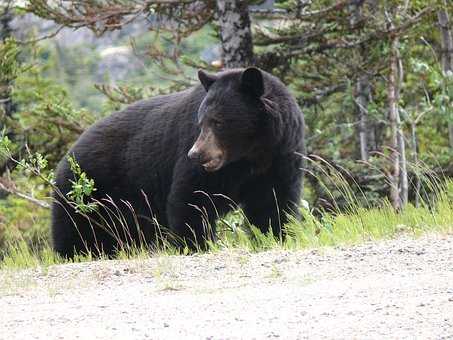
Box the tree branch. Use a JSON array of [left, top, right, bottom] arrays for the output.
[[0, 177, 50, 209]]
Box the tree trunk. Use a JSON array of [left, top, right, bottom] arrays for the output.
[[437, 6, 453, 149], [350, 1, 372, 161], [397, 53, 408, 207], [355, 75, 371, 161], [0, 2, 15, 125], [410, 121, 421, 207], [449, 124, 453, 150], [0, 2, 15, 196], [216, 0, 254, 68], [397, 111, 408, 207], [438, 7, 453, 72], [388, 35, 402, 210], [0, 2, 13, 41]]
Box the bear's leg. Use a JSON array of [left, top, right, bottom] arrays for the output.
[[242, 165, 302, 238], [166, 199, 216, 250], [165, 164, 217, 249]]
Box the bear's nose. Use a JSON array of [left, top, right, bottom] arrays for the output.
[[188, 147, 201, 161]]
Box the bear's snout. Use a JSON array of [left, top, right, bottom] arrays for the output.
[[187, 145, 213, 166], [188, 133, 226, 172], [188, 146, 202, 162]]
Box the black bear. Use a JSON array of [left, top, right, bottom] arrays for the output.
[[51, 67, 305, 257]]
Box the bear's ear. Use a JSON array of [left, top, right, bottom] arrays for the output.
[[198, 69, 217, 91], [240, 67, 264, 98]]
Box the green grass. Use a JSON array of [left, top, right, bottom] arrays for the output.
[[1, 179, 452, 270], [213, 189, 453, 252]]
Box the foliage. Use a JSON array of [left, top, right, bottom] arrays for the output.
[[0, 192, 50, 254], [66, 154, 97, 214], [0, 38, 22, 86], [12, 49, 95, 166]]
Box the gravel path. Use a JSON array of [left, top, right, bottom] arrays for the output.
[[1, 233, 452, 340]]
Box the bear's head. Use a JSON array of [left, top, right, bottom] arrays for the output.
[[188, 67, 277, 172]]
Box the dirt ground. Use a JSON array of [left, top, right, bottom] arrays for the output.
[[1, 233, 452, 340]]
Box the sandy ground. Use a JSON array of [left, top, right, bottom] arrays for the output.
[[0, 233, 452, 340]]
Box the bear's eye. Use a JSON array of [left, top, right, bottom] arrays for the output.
[[213, 120, 223, 129]]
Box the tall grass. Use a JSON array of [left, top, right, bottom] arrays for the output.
[[1, 166, 452, 270], [213, 158, 453, 252], [214, 187, 453, 252]]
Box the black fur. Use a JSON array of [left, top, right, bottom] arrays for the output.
[[51, 68, 305, 257]]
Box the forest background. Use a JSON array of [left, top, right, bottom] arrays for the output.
[[0, 0, 452, 259]]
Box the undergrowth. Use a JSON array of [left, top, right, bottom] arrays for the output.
[[214, 182, 453, 251], [1, 178, 452, 270]]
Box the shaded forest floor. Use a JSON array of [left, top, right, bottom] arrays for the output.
[[1, 233, 452, 339]]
